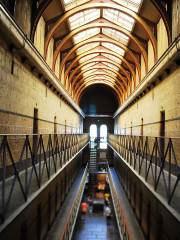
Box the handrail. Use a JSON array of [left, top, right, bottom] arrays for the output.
[[59, 165, 88, 240], [0, 133, 89, 225], [108, 167, 145, 240], [108, 134, 180, 217]]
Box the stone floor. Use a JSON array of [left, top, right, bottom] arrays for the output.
[[72, 212, 120, 240]]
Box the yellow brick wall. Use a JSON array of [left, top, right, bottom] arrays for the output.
[[115, 67, 180, 138], [34, 16, 45, 57], [46, 38, 54, 68], [148, 40, 155, 70], [0, 42, 82, 134], [141, 54, 146, 80], [157, 18, 169, 59]]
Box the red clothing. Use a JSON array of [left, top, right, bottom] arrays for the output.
[[81, 202, 88, 214]]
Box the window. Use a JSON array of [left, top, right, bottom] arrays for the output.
[[103, 8, 135, 31], [63, 0, 90, 11], [81, 62, 97, 71], [101, 62, 119, 72], [76, 43, 99, 55], [89, 124, 97, 141], [113, 0, 143, 13], [100, 124, 108, 149], [68, 9, 100, 30], [102, 43, 125, 56], [101, 53, 122, 64], [79, 53, 99, 64], [102, 28, 129, 45], [73, 28, 100, 44]]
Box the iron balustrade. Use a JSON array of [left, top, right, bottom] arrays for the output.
[[108, 134, 180, 211], [108, 168, 131, 240], [59, 165, 88, 240], [0, 133, 89, 224]]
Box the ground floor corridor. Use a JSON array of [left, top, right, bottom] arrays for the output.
[[73, 210, 120, 240]]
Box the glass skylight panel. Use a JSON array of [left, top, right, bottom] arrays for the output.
[[113, 0, 143, 13], [63, 0, 89, 11], [73, 28, 100, 44], [103, 9, 135, 31], [102, 53, 122, 64], [68, 9, 100, 30], [81, 63, 96, 71], [102, 28, 129, 45], [79, 53, 99, 63], [83, 69, 97, 77], [76, 42, 99, 55], [102, 43, 125, 56], [104, 69, 117, 77], [101, 62, 119, 72]]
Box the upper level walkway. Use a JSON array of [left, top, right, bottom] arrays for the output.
[[108, 134, 180, 217], [0, 133, 89, 230]]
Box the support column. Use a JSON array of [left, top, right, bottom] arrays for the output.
[[14, 0, 32, 37]]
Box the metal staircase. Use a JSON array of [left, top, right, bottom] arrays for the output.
[[88, 142, 98, 190]]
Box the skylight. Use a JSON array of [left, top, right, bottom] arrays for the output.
[[63, 0, 89, 11], [103, 68, 118, 77], [68, 9, 100, 30], [81, 62, 97, 71], [101, 62, 119, 72], [79, 53, 99, 63], [101, 53, 122, 64], [102, 28, 129, 45], [73, 28, 100, 44], [76, 43, 99, 55], [101, 43, 125, 56], [103, 9, 135, 31], [83, 69, 97, 77], [113, 0, 143, 13]]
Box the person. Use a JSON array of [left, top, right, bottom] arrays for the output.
[[104, 192, 110, 205], [87, 195, 93, 206], [81, 201, 89, 214], [104, 204, 112, 225]]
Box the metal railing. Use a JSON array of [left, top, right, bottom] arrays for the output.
[[108, 167, 144, 240], [108, 134, 180, 210], [0, 133, 89, 224], [59, 165, 88, 240]]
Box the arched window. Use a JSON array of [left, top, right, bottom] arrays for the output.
[[100, 124, 108, 149], [100, 124, 107, 142], [89, 124, 97, 141]]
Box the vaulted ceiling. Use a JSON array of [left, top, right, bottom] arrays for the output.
[[32, 0, 171, 104]]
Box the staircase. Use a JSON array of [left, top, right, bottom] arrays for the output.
[[88, 142, 98, 191]]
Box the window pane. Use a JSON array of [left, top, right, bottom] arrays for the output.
[[102, 53, 122, 64], [79, 53, 99, 63], [102, 42, 125, 56], [101, 62, 119, 72], [63, 0, 90, 11], [68, 9, 100, 30], [76, 43, 99, 55], [103, 8, 135, 31], [81, 62, 97, 71], [113, 0, 143, 12], [102, 28, 129, 45], [73, 28, 100, 44]]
